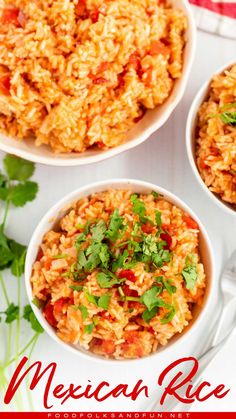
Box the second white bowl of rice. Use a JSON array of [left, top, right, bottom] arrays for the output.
[[0, 0, 196, 166], [186, 60, 236, 216], [25, 179, 214, 362]]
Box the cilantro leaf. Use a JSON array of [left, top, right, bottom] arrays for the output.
[[142, 235, 157, 256], [97, 271, 120, 288], [98, 293, 111, 310], [182, 265, 198, 290], [112, 249, 129, 272], [69, 285, 83, 292], [8, 239, 26, 277], [141, 286, 171, 311], [130, 194, 146, 219], [86, 292, 99, 306], [4, 155, 35, 181], [161, 306, 176, 324], [84, 323, 95, 334], [142, 306, 158, 323], [10, 181, 38, 207], [91, 220, 106, 242], [23, 305, 44, 333], [4, 303, 19, 323], [78, 305, 88, 320], [106, 209, 124, 241], [151, 191, 159, 199], [155, 211, 162, 227]]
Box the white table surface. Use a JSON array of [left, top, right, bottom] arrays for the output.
[[1, 28, 236, 413]]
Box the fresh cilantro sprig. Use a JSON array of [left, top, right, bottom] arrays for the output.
[[182, 254, 198, 290], [0, 154, 42, 385], [209, 102, 236, 126]]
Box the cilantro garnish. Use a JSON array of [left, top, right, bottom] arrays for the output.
[[182, 254, 198, 290], [84, 323, 95, 334], [0, 154, 41, 377], [130, 194, 146, 220], [140, 286, 175, 324], [142, 306, 158, 323], [0, 303, 19, 324], [96, 271, 120, 288], [23, 305, 44, 333], [151, 190, 159, 199], [210, 103, 236, 126], [91, 220, 106, 242], [155, 210, 162, 227], [161, 306, 176, 324], [86, 291, 111, 310], [106, 209, 125, 241], [69, 285, 83, 292], [77, 305, 88, 320]]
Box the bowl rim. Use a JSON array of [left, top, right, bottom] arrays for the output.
[[25, 178, 215, 364], [186, 59, 236, 217], [0, 0, 196, 167]]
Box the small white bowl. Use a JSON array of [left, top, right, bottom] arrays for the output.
[[0, 0, 196, 167], [186, 60, 236, 216], [25, 179, 215, 363]]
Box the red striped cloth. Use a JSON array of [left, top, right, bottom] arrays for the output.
[[189, 0, 236, 38]]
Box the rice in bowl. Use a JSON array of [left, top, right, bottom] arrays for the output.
[[30, 189, 206, 359], [195, 64, 236, 208], [0, 0, 187, 153]]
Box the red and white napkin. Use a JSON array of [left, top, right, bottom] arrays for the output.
[[189, 0, 236, 39]]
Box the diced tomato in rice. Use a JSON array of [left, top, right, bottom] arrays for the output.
[[184, 216, 199, 230], [44, 302, 57, 327], [0, 75, 11, 96]]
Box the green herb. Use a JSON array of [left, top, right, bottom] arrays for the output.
[[0, 154, 42, 391], [155, 210, 162, 227], [74, 233, 86, 248], [84, 323, 95, 334], [161, 279, 177, 295], [52, 253, 68, 259], [182, 265, 198, 290], [151, 190, 159, 199], [142, 306, 158, 322], [91, 220, 106, 242], [106, 209, 125, 241], [126, 296, 140, 302], [4, 155, 35, 181], [78, 305, 88, 320], [97, 271, 120, 288], [210, 103, 236, 126], [23, 305, 44, 333], [112, 249, 129, 272], [118, 286, 125, 298], [182, 254, 198, 290], [161, 305, 176, 324], [97, 293, 111, 310], [69, 285, 84, 292], [1, 303, 19, 323], [32, 297, 43, 309], [130, 194, 146, 220]]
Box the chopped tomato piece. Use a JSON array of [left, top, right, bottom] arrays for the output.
[[117, 70, 126, 88], [96, 141, 105, 149], [142, 67, 153, 85], [97, 61, 109, 72], [91, 338, 116, 355], [150, 40, 170, 56], [92, 77, 108, 84], [44, 258, 52, 270], [44, 302, 57, 328], [100, 311, 113, 322], [199, 159, 208, 170], [128, 52, 143, 78], [1, 7, 26, 27], [125, 331, 139, 344], [122, 285, 139, 297], [184, 216, 199, 230], [75, 0, 88, 19], [141, 222, 153, 234], [160, 233, 172, 250], [36, 247, 43, 262], [90, 9, 100, 23], [54, 297, 71, 315], [118, 269, 136, 282], [0, 75, 11, 96]]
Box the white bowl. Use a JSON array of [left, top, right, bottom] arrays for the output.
[[0, 0, 196, 167], [186, 60, 236, 216], [25, 179, 215, 363]]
